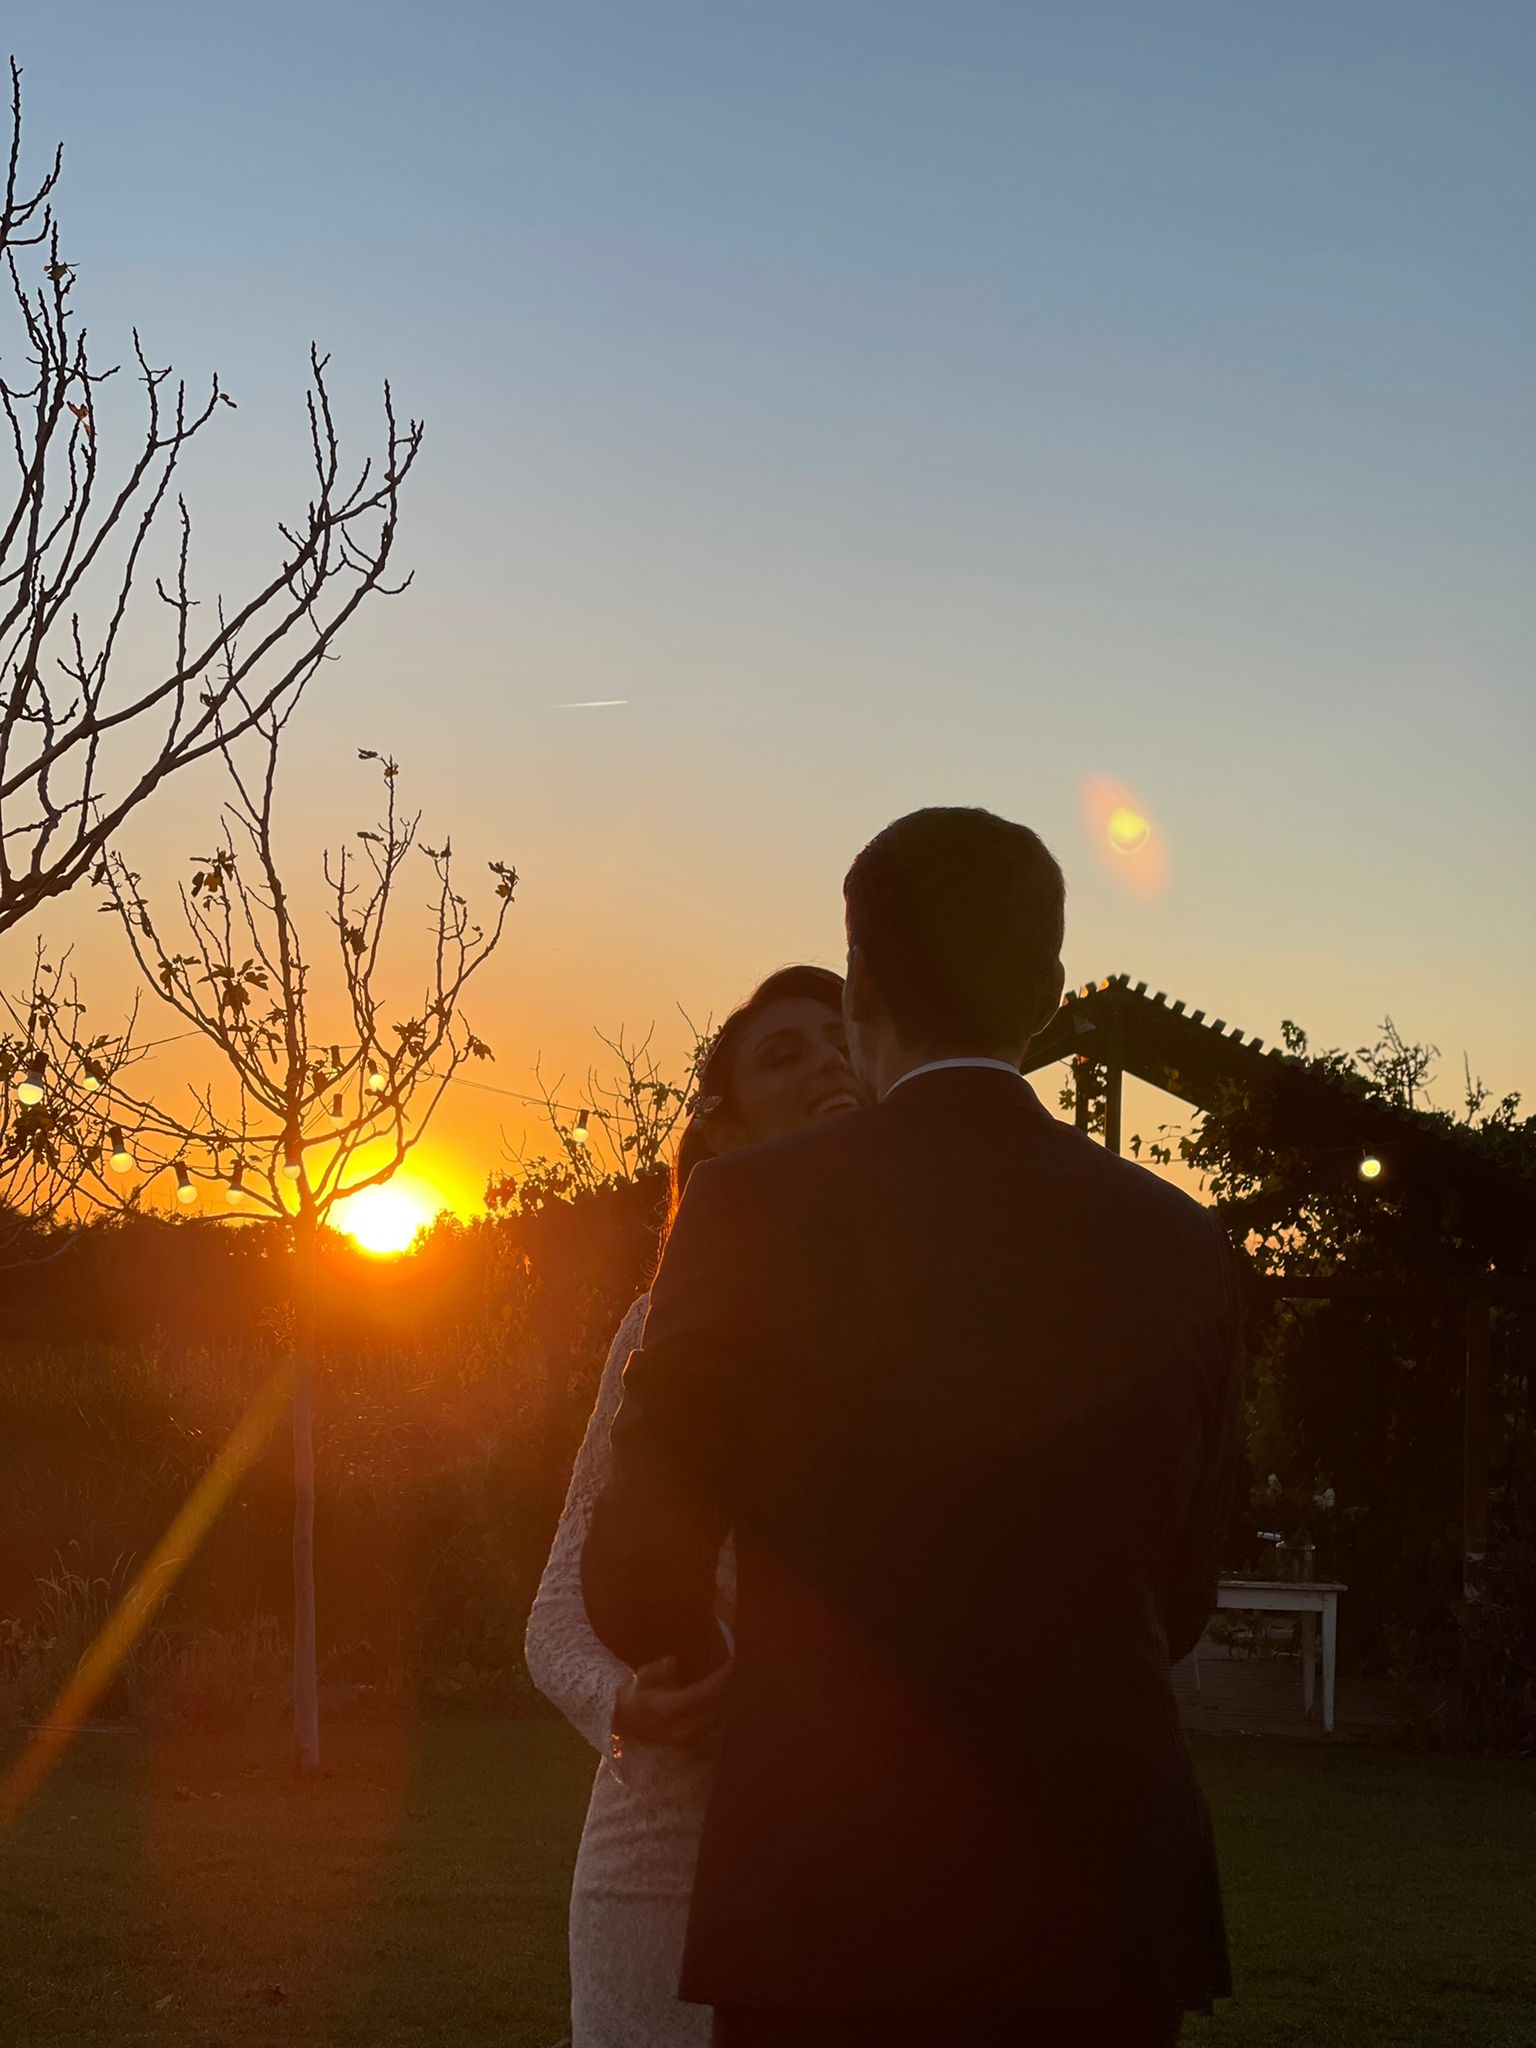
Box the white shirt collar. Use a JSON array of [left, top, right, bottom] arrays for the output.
[[883, 1057, 1024, 1100]]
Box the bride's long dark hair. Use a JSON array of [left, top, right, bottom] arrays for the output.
[[662, 964, 845, 1250]]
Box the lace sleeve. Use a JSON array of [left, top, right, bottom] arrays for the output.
[[525, 1294, 649, 1757]]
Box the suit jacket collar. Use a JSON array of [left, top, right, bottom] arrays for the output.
[[876, 1064, 1052, 1118]]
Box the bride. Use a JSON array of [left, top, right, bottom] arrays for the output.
[[525, 965, 862, 2048]]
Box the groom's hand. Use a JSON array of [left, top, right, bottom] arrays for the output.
[[612, 1654, 732, 1749]]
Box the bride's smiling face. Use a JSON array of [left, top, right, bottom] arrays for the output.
[[711, 996, 862, 1152]]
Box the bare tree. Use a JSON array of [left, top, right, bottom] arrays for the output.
[[94, 703, 516, 1769], [0, 58, 421, 937], [490, 1017, 712, 1211], [0, 940, 138, 1256]]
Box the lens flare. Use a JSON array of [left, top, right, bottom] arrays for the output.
[[1080, 777, 1168, 898], [1107, 806, 1151, 855]]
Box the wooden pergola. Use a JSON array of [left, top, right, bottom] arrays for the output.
[[1023, 976, 1536, 1596]]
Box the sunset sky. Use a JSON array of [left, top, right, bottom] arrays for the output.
[[8, 4, 1534, 1219]]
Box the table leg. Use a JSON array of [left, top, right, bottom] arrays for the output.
[[1302, 1610, 1316, 1717], [1322, 1596, 1338, 1735]]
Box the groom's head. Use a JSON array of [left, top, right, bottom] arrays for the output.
[[842, 807, 1065, 1095]]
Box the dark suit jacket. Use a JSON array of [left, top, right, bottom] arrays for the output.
[[582, 1066, 1241, 2014]]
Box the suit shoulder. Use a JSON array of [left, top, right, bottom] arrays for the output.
[[1067, 1129, 1225, 1245], [686, 1105, 880, 1204]]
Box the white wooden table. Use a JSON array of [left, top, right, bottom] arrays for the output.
[[1203, 1578, 1346, 1732]]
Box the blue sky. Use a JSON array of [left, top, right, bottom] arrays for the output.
[[10, 3, 1534, 1195]]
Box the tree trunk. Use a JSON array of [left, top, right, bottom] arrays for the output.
[[1463, 1287, 1491, 1604], [291, 1217, 320, 1773]]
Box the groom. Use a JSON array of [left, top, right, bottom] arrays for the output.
[[583, 807, 1241, 2047]]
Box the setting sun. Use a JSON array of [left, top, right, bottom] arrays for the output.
[[337, 1183, 435, 1257]]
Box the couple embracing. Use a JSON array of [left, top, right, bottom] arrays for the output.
[[528, 806, 1241, 2047]]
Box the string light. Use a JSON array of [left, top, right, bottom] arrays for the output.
[[17, 1056, 45, 1106], [572, 1108, 591, 1146], [1358, 1154, 1384, 1184], [366, 1061, 387, 1094], [283, 1144, 303, 1181], [174, 1161, 197, 1206], [81, 1057, 106, 1093], [226, 1162, 246, 1205], [329, 1045, 342, 1073], [329, 1093, 345, 1121], [108, 1127, 134, 1173]]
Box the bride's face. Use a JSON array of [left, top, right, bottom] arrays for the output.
[[712, 997, 862, 1151]]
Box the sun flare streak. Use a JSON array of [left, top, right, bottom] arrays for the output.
[[0, 1363, 295, 1833]]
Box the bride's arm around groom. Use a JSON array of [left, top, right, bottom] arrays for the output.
[[581, 1161, 753, 1682]]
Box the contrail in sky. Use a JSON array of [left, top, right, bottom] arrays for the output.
[[554, 698, 629, 709]]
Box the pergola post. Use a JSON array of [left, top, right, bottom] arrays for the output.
[[1463, 1287, 1491, 1602], [1103, 1006, 1124, 1157]]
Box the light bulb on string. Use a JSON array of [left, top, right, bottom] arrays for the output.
[[1358, 1153, 1384, 1184], [17, 1055, 45, 1106], [226, 1161, 246, 1206], [329, 1045, 342, 1074], [108, 1127, 134, 1173], [283, 1142, 304, 1182], [572, 1108, 592, 1146], [329, 1092, 345, 1121], [366, 1060, 388, 1095], [81, 1057, 106, 1093], [174, 1161, 197, 1206]]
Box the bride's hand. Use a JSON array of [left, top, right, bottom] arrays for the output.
[[612, 1655, 732, 1748]]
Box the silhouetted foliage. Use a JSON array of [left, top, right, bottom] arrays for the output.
[[0, 1174, 667, 1720], [1134, 1019, 1535, 1737]]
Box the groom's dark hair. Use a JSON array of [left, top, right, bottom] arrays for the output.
[[844, 807, 1064, 1052]]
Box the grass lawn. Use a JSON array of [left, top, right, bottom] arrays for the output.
[[2, 1717, 1533, 2047]]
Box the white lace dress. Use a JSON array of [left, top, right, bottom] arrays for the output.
[[525, 1294, 735, 2048]]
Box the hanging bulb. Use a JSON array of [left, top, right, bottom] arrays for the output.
[[17, 1055, 45, 1106], [226, 1161, 246, 1206], [81, 1057, 106, 1093], [329, 1092, 345, 1121], [174, 1161, 197, 1205], [572, 1108, 591, 1146], [283, 1144, 303, 1181], [329, 1044, 342, 1072], [366, 1061, 388, 1094], [108, 1126, 134, 1173], [1358, 1153, 1384, 1184]]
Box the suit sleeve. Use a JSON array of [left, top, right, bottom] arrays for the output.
[[581, 1157, 755, 1675], [1165, 1213, 1246, 1666]]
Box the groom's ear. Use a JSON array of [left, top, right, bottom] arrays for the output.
[[844, 944, 879, 1027], [1030, 958, 1067, 1040]]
